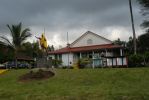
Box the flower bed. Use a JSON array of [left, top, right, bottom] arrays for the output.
[[19, 69, 55, 82]]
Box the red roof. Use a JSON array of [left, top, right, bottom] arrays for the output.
[[48, 44, 122, 54]]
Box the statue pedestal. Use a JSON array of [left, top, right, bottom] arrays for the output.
[[37, 56, 52, 68]]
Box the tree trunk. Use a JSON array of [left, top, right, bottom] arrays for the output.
[[15, 49, 18, 69]]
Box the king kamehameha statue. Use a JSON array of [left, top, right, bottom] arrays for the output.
[[36, 33, 51, 68], [36, 33, 48, 52]]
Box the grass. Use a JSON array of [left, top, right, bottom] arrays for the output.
[[0, 68, 149, 100]]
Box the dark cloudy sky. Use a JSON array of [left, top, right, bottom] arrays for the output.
[[0, 0, 144, 48]]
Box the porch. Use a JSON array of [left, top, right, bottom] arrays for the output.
[[72, 48, 127, 68], [48, 44, 128, 68]]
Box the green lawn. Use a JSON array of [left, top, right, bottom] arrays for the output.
[[0, 68, 149, 100]]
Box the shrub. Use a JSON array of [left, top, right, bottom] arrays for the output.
[[144, 52, 149, 62], [77, 58, 91, 68], [62, 66, 67, 69], [128, 54, 144, 67], [144, 51, 149, 66], [52, 59, 62, 67]]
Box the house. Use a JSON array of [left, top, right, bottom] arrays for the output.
[[48, 31, 128, 68]]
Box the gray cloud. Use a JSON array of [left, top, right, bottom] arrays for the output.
[[0, 0, 144, 48]]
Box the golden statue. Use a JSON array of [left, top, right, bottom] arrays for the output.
[[36, 33, 48, 51]]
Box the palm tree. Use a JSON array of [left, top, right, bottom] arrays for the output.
[[129, 0, 137, 54], [0, 23, 32, 68]]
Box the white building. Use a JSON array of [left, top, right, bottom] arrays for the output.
[[48, 31, 128, 68]]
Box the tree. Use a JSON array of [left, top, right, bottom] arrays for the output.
[[47, 45, 55, 51], [21, 42, 33, 57], [32, 41, 43, 58], [129, 0, 137, 54], [138, 0, 149, 34], [138, 33, 149, 52], [21, 41, 43, 58], [126, 37, 134, 54], [137, 0, 149, 53], [113, 38, 126, 46], [51, 45, 55, 51], [0, 23, 31, 68], [128, 54, 144, 67], [0, 43, 14, 63]]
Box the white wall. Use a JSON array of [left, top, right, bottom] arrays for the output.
[[107, 57, 127, 66], [62, 53, 73, 66], [71, 33, 112, 47]]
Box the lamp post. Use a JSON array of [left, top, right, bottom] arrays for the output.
[[129, 0, 137, 54]]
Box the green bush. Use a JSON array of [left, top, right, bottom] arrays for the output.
[[128, 54, 144, 67], [77, 58, 91, 68], [144, 51, 149, 62], [143, 51, 149, 66], [52, 59, 62, 67]]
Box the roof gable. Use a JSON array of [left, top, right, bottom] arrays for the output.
[[70, 31, 112, 47]]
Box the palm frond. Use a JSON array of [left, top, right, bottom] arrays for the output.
[[5, 22, 31, 49], [20, 28, 32, 43], [0, 36, 15, 49], [7, 24, 13, 34], [8, 23, 23, 47]]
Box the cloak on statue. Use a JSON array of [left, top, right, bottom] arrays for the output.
[[36, 33, 48, 50]]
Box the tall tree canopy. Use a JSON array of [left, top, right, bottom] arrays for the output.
[[137, 0, 149, 53], [138, 0, 149, 33], [138, 32, 149, 52], [0, 23, 31, 51]]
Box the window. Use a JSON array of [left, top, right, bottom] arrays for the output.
[[87, 39, 93, 45]]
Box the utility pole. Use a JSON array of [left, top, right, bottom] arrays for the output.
[[67, 32, 69, 46], [129, 0, 137, 54], [67, 32, 70, 68]]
